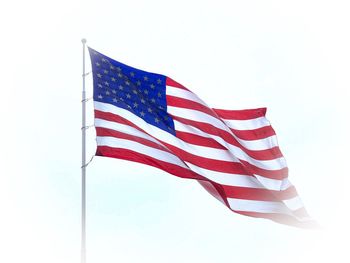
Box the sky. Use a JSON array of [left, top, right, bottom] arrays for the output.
[[1, 0, 350, 262]]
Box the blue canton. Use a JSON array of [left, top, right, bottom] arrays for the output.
[[89, 48, 175, 135]]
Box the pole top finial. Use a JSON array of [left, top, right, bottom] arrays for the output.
[[81, 38, 87, 44]]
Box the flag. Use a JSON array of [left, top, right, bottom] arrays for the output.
[[88, 47, 315, 227]]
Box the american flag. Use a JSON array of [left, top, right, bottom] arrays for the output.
[[88, 47, 315, 227]]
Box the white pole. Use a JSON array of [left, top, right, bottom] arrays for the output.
[[81, 38, 87, 263]]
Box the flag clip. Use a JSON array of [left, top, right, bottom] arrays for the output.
[[81, 155, 94, 168], [82, 71, 91, 77]]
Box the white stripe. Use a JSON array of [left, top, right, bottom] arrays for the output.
[[96, 136, 189, 169], [185, 162, 263, 189], [95, 118, 162, 146], [166, 85, 208, 106], [168, 105, 226, 130], [95, 101, 173, 146], [221, 117, 270, 130], [227, 198, 292, 214], [255, 175, 291, 191], [186, 162, 290, 191], [283, 196, 304, 211]]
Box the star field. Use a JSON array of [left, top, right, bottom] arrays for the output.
[[89, 48, 175, 135]]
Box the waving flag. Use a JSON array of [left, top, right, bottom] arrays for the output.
[[88, 47, 315, 227]]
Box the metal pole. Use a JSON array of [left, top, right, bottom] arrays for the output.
[[81, 38, 87, 263]]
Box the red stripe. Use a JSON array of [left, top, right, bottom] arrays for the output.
[[96, 127, 166, 152], [176, 131, 226, 149], [95, 110, 145, 134], [222, 185, 298, 201], [96, 146, 205, 180], [179, 128, 283, 160], [167, 95, 218, 119], [161, 141, 252, 175], [230, 126, 276, 141], [240, 159, 288, 180], [197, 180, 227, 205], [214, 108, 267, 120], [166, 77, 188, 90]]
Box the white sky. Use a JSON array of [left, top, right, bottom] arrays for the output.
[[1, 0, 350, 262]]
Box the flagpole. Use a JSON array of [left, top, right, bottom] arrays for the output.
[[81, 38, 87, 263]]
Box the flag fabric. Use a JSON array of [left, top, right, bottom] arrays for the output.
[[88, 47, 315, 227]]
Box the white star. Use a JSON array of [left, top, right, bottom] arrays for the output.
[[104, 81, 109, 86], [97, 73, 102, 78], [151, 98, 156, 103], [143, 76, 148, 81], [113, 98, 118, 103], [130, 72, 135, 77], [155, 117, 159, 123], [132, 90, 138, 94], [118, 85, 124, 90], [148, 107, 153, 113], [111, 77, 116, 82], [98, 84, 103, 88], [144, 90, 149, 95], [116, 67, 122, 72], [112, 90, 116, 94], [95, 62, 100, 67], [106, 91, 110, 95], [141, 98, 146, 104], [140, 111, 145, 117], [98, 94, 103, 99], [150, 84, 155, 89], [136, 81, 141, 86], [104, 70, 108, 74], [133, 102, 138, 108], [110, 65, 115, 70], [125, 80, 130, 86], [157, 79, 162, 84], [126, 93, 131, 99], [157, 92, 162, 98]]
